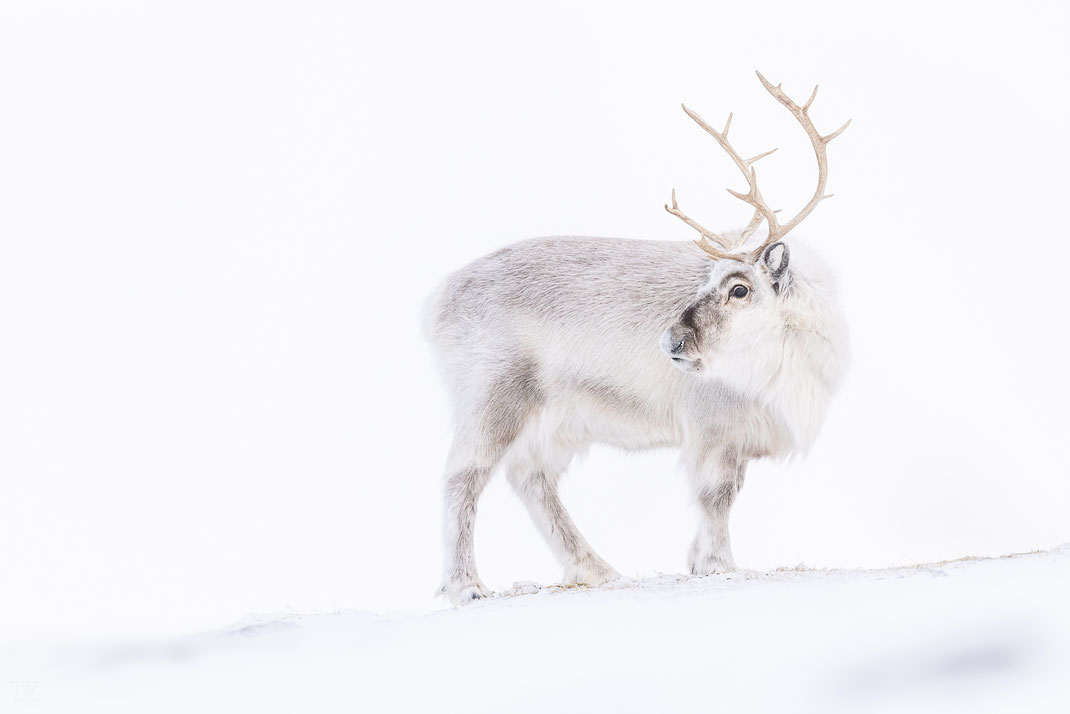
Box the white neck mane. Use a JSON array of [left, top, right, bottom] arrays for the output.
[[763, 246, 849, 454]]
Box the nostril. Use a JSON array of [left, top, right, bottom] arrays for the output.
[[661, 328, 693, 358]]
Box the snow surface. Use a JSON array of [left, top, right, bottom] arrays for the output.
[[8, 546, 1069, 713]]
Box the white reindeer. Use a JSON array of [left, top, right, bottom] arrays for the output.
[[425, 72, 850, 604]]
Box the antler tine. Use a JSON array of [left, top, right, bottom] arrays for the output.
[[694, 236, 745, 262], [738, 206, 784, 241], [748, 71, 851, 262], [738, 210, 765, 241], [664, 188, 744, 262]]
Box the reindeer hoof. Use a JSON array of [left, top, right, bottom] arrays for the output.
[[439, 578, 492, 606]]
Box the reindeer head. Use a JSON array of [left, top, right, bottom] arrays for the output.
[[660, 72, 849, 393], [662, 240, 790, 375]]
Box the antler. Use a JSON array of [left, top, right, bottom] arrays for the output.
[[744, 71, 851, 261], [664, 107, 779, 262], [666, 71, 850, 263]]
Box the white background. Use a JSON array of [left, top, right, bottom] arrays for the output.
[[1, 0, 1067, 641]]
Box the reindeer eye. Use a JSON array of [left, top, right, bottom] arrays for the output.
[[730, 285, 750, 299]]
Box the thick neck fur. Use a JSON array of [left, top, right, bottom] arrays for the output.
[[759, 244, 848, 454]]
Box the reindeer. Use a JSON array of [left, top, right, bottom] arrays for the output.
[[425, 72, 850, 604]]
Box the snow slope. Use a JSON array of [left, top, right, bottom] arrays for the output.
[[9, 546, 1069, 713]]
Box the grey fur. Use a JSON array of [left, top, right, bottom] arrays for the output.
[[442, 466, 492, 589], [480, 359, 543, 448]]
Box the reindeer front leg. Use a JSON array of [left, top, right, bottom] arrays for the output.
[[685, 446, 746, 575]]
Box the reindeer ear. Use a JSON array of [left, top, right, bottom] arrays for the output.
[[762, 242, 790, 281]]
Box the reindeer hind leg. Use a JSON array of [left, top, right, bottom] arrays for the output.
[[439, 358, 543, 605], [505, 440, 619, 588]]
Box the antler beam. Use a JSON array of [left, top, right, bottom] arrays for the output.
[[746, 71, 851, 261], [664, 104, 780, 259]]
